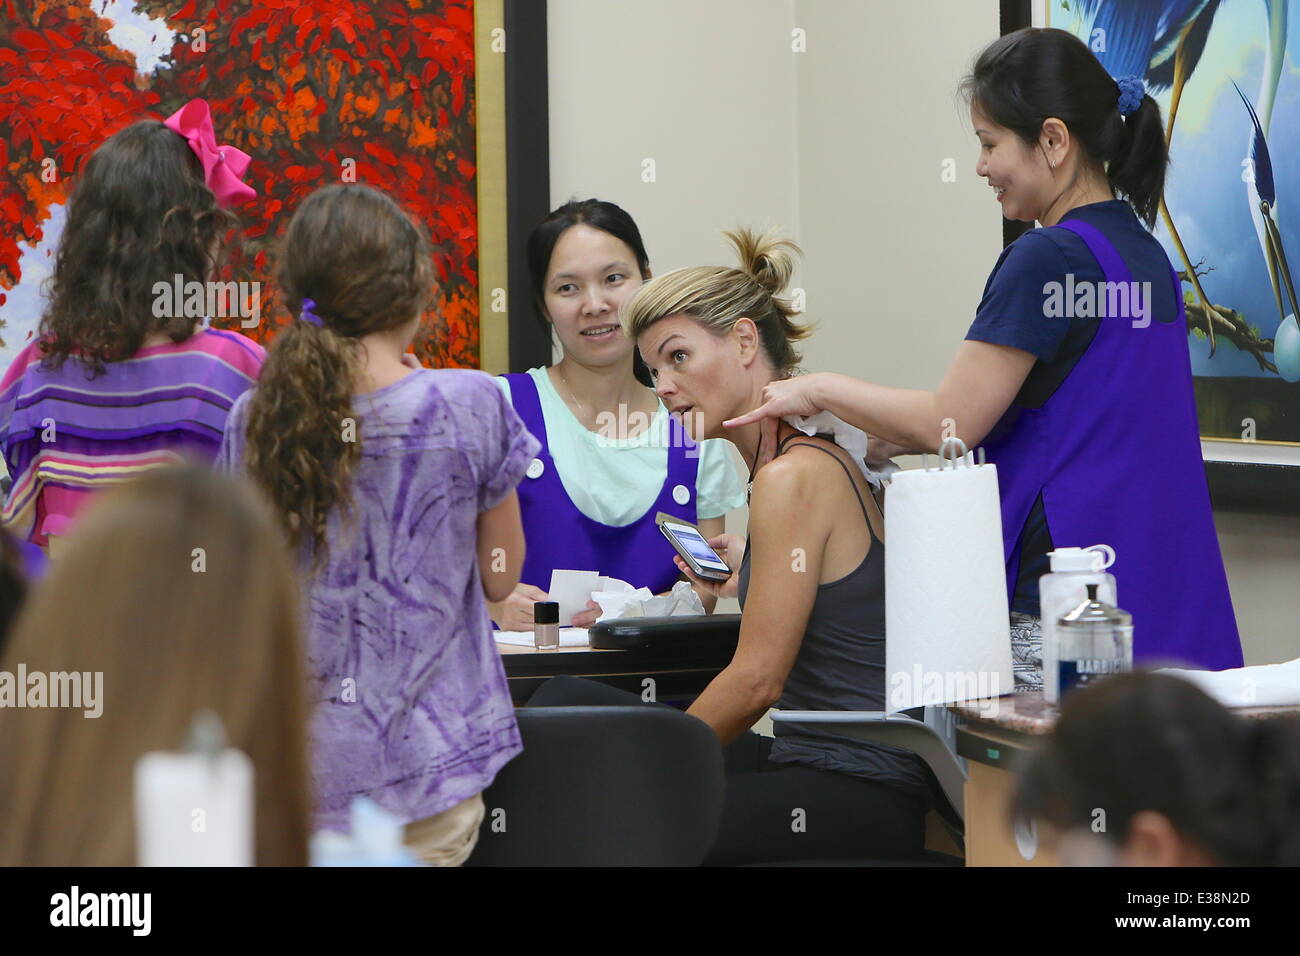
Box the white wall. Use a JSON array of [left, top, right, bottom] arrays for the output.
[[547, 0, 800, 613], [793, 0, 999, 388], [547, 0, 800, 277], [546, 0, 1299, 664]]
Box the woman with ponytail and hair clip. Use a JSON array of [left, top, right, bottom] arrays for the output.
[[1013, 672, 1300, 866], [728, 28, 1242, 687], [218, 184, 538, 866]]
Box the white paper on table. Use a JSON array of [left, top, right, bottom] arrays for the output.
[[1156, 656, 1300, 708], [592, 578, 706, 622], [494, 627, 589, 648], [548, 569, 601, 625], [591, 583, 654, 622]]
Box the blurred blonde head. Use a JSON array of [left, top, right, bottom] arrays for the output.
[[0, 463, 311, 866]]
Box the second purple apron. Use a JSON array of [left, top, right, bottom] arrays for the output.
[[502, 372, 700, 594], [979, 219, 1242, 671]]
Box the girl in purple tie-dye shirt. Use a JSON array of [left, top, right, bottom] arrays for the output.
[[218, 185, 537, 865]]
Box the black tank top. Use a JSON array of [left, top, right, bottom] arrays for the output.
[[738, 435, 933, 803]]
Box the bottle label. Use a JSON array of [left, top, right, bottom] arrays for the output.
[[1059, 658, 1126, 697]]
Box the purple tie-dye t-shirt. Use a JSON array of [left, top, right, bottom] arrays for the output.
[[218, 368, 539, 831]]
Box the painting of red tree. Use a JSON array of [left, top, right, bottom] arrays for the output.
[[0, 0, 479, 368]]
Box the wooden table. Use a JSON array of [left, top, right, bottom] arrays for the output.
[[951, 691, 1300, 866]]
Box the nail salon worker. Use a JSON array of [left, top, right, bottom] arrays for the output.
[[727, 28, 1242, 681], [489, 200, 746, 630]]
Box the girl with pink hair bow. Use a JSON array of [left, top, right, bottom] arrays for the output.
[[0, 100, 264, 558]]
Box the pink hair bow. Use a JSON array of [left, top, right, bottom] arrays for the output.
[[162, 99, 257, 207]]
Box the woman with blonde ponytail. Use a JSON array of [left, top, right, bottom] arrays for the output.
[[525, 227, 935, 865], [218, 184, 539, 865]]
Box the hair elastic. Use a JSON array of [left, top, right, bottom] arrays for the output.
[[299, 298, 323, 327], [1116, 75, 1145, 118]]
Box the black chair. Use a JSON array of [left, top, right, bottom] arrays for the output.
[[465, 705, 724, 866]]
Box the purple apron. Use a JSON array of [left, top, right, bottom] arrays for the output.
[[502, 373, 700, 594], [980, 219, 1243, 670]]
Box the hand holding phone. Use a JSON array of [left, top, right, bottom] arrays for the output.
[[675, 532, 744, 601], [656, 512, 745, 602]]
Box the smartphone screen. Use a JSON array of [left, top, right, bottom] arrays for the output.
[[663, 522, 731, 573]]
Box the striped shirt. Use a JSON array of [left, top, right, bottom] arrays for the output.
[[0, 328, 265, 546]]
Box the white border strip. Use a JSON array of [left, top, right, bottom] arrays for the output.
[[1202, 440, 1300, 467]]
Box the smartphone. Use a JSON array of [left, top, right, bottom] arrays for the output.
[[656, 512, 732, 582]]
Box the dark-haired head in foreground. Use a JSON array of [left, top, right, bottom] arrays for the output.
[[1013, 671, 1300, 866]]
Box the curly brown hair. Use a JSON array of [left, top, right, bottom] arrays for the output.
[[244, 184, 435, 563], [39, 119, 238, 375]]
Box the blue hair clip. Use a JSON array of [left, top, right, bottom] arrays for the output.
[[299, 297, 323, 327], [1116, 75, 1145, 118]]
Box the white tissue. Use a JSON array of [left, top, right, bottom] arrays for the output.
[[592, 578, 706, 622], [784, 412, 899, 489]]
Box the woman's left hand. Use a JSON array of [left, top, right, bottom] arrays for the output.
[[724, 373, 828, 428]]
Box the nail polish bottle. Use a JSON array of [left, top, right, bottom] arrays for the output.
[[533, 601, 560, 650]]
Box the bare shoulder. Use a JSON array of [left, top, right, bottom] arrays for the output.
[[749, 438, 843, 527], [769, 435, 858, 480], [762, 436, 882, 528], [750, 446, 819, 499]]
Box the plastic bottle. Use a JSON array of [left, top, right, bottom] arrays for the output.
[[1039, 544, 1116, 704]]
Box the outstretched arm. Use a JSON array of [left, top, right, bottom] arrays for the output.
[[726, 341, 1037, 454]]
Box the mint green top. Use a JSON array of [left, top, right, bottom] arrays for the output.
[[494, 367, 745, 526]]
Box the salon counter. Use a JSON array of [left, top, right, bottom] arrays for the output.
[[499, 634, 743, 702]]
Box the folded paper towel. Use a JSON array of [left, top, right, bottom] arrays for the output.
[[1156, 656, 1300, 708], [884, 459, 1013, 710], [785, 411, 899, 489]]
